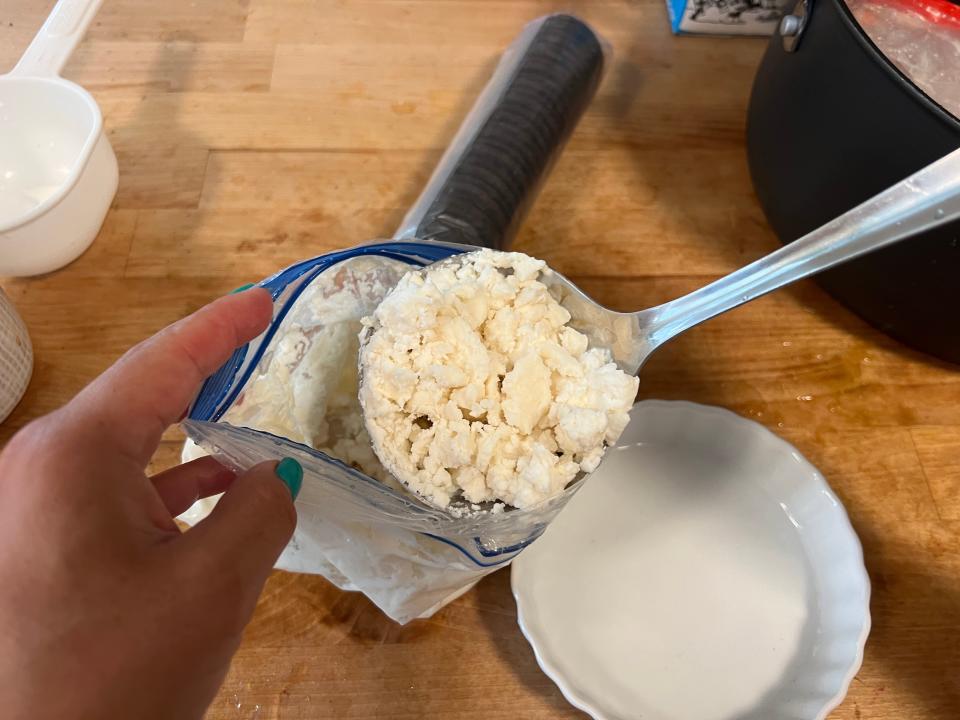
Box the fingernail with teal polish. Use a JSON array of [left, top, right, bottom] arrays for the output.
[[230, 282, 255, 294], [275, 458, 302, 500]]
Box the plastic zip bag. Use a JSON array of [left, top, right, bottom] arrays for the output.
[[182, 242, 586, 623], [180, 14, 608, 623]]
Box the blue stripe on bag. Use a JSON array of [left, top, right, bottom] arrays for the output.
[[189, 241, 466, 422]]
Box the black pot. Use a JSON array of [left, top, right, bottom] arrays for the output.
[[746, 0, 960, 363]]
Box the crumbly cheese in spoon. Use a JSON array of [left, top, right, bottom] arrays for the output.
[[359, 249, 639, 510]]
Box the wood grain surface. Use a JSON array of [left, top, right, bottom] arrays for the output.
[[2, 1, 959, 718]]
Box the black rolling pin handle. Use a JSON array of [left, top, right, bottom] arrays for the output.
[[393, 14, 607, 250]]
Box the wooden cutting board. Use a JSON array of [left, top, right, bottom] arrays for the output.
[[1, 1, 958, 718]]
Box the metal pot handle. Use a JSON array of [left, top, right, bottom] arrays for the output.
[[780, 0, 814, 52]]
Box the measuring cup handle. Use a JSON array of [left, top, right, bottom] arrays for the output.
[[11, 0, 105, 77], [394, 14, 606, 250]]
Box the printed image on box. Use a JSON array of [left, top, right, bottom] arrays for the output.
[[667, 0, 789, 35]]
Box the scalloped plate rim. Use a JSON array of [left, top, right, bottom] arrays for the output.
[[511, 399, 872, 720]]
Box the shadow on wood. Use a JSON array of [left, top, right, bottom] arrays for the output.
[[473, 570, 589, 718]]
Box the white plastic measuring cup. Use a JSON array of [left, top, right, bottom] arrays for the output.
[[0, 0, 118, 277]]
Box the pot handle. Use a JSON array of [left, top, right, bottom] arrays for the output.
[[11, 0, 105, 78], [394, 14, 606, 249], [779, 0, 814, 52]]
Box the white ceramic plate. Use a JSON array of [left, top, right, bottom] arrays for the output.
[[512, 400, 870, 720]]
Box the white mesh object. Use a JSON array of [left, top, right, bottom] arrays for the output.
[[0, 288, 32, 423]]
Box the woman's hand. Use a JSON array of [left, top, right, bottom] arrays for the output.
[[0, 288, 301, 720]]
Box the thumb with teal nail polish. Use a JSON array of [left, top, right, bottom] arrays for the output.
[[185, 459, 298, 581], [275, 457, 302, 500]]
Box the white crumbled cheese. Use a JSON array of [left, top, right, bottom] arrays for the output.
[[359, 249, 639, 510], [181, 256, 409, 493]]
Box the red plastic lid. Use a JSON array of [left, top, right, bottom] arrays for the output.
[[865, 0, 960, 28]]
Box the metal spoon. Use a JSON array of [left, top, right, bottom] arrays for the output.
[[360, 149, 960, 511], [539, 147, 960, 375]]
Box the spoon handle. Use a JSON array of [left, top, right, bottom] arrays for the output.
[[645, 147, 960, 348]]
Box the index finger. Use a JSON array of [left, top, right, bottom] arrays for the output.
[[68, 288, 273, 466]]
